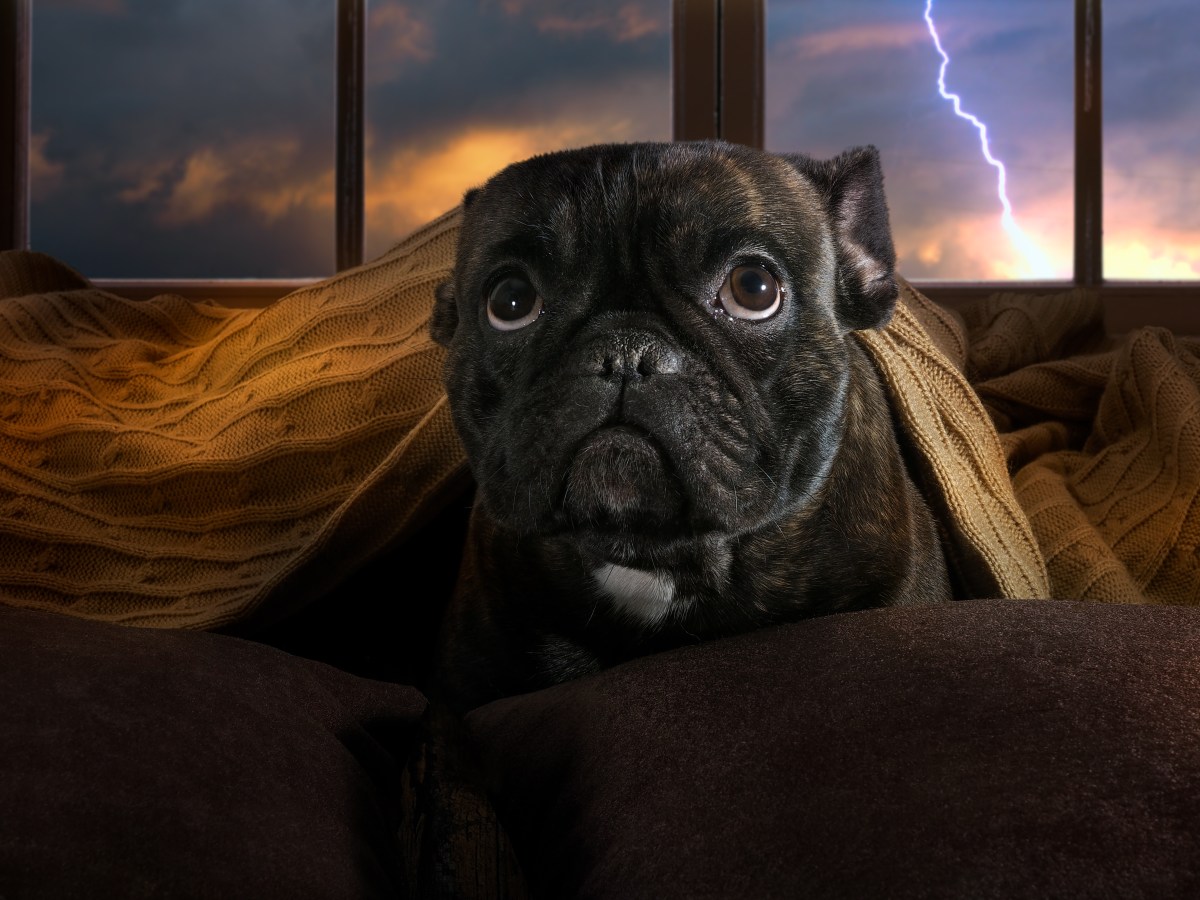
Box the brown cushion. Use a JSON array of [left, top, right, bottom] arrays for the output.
[[0, 605, 427, 899], [465, 600, 1200, 899]]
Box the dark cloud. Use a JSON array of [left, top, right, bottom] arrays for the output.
[[32, 0, 336, 277], [360, 0, 669, 257], [1102, 0, 1200, 260], [26, 0, 1199, 280], [365, 0, 668, 146], [38, 0, 127, 12], [35, 0, 334, 141], [767, 0, 1074, 278], [31, 0, 670, 277], [1105, 0, 1200, 127], [33, 184, 332, 279]]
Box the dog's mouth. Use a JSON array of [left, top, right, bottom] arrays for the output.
[[560, 425, 685, 532]]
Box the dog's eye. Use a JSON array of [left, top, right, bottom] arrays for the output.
[[717, 265, 781, 321], [486, 276, 543, 331]]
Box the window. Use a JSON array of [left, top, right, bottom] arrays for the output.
[[2, 0, 1195, 329], [1103, 0, 1200, 280], [10, 0, 672, 290], [766, 0, 1074, 281], [28, 0, 338, 279], [361, 0, 671, 262]]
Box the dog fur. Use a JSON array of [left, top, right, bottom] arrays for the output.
[[429, 140, 951, 710]]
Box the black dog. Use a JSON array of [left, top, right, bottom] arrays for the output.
[[430, 140, 951, 710]]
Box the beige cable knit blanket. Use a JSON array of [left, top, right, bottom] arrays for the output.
[[1, 209, 1196, 629], [0, 210, 468, 629]]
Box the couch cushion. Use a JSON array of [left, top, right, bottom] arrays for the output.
[[0, 605, 427, 899], [465, 600, 1200, 900]]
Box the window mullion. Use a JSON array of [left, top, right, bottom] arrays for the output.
[[672, 0, 764, 147], [1, 0, 30, 252], [1075, 0, 1102, 287], [672, 0, 720, 141], [336, 0, 365, 272], [718, 0, 763, 148]]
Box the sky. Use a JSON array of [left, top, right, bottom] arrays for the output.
[[26, 0, 1200, 281]]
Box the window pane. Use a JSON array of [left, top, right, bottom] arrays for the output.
[[364, 0, 671, 261], [766, 0, 1073, 281], [30, 0, 335, 278], [1104, 0, 1200, 280]]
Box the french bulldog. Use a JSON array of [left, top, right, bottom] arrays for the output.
[[430, 140, 951, 711]]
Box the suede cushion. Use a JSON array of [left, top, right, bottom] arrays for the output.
[[465, 600, 1200, 900], [0, 605, 427, 899]]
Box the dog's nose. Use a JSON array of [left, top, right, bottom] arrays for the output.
[[595, 337, 682, 380]]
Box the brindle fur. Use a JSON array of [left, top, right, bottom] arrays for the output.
[[430, 141, 951, 710]]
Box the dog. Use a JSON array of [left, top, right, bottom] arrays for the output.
[[429, 140, 951, 710]]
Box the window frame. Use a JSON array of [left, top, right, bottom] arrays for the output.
[[1, 0, 1196, 330]]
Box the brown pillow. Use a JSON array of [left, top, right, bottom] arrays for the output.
[[465, 600, 1200, 899], [0, 604, 427, 899]]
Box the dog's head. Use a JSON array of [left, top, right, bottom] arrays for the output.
[[432, 141, 897, 565]]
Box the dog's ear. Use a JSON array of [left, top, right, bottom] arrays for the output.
[[431, 280, 458, 346], [462, 187, 480, 209], [783, 145, 898, 331]]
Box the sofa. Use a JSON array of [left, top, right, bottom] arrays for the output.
[[5, 595, 1200, 898], [2, 209, 1199, 898]]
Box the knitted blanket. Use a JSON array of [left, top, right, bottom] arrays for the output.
[[0, 210, 468, 629], [962, 291, 1200, 604], [0, 212, 1195, 629]]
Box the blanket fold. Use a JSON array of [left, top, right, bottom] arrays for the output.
[[855, 281, 1050, 601], [0, 215, 1195, 629], [0, 210, 468, 629], [968, 290, 1200, 605]]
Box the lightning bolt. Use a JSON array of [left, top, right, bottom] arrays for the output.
[[923, 0, 1053, 277]]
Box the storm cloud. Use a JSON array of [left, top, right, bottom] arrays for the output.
[[27, 0, 1200, 281]]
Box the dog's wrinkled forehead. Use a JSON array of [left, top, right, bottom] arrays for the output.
[[457, 141, 827, 274]]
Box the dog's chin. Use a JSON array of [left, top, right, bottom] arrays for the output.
[[561, 425, 684, 534]]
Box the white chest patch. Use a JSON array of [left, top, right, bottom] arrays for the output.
[[592, 563, 676, 627]]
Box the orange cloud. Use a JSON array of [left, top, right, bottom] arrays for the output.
[[1105, 240, 1200, 280], [117, 138, 333, 227], [116, 159, 172, 204], [159, 149, 228, 224], [368, 2, 434, 80], [364, 116, 646, 255], [900, 198, 1200, 281], [892, 186, 1074, 282], [1103, 164, 1200, 280], [786, 23, 930, 59], [29, 132, 64, 199], [536, 4, 666, 42]]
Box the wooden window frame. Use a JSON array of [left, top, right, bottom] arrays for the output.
[[2, 0, 1196, 329]]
